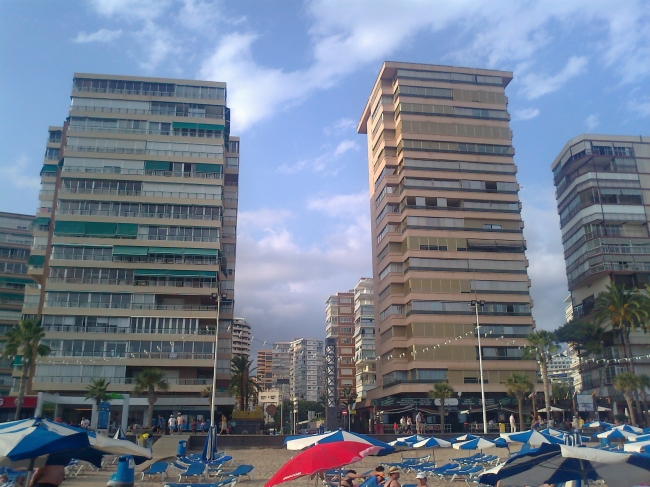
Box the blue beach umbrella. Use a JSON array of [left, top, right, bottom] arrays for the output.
[[479, 443, 650, 487], [113, 427, 126, 440], [538, 427, 563, 437], [584, 420, 614, 430], [614, 424, 643, 434], [597, 428, 635, 440], [285, 430, 395, 456], [502, 429, 567, 446], [412, 436, 451, 462], [201, 425, 219, 461], [452, 437, 498, 451], [451, 433, 479, 443], [395, 434, 426, 444]]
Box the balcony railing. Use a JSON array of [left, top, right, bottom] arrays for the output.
[[70, 106, 223, 117], [137, 235, 219, 243], [33, 375, 230, 389], [570, 261, 650, 289], [73, 85, 225, 100], [66, 146, 222, 160], [47, 277, 218, 288], [68, 125, 223, 138], [46, 351, 214, 360], [59, 187, 222, 200], [42, 325, 216, 335], [56, 209, 222, 221], [43, 302, 220, 311], [62, 166, 223, 180], [51, 254, 218, 265]]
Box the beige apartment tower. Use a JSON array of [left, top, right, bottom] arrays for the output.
[[22, 74, 239, 426], [357, 62, 536, 419], [325, 292, 356, 395]]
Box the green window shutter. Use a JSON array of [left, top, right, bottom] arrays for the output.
[[167, 270, 216, 278], [0, 292, 22, 300], [54, 220, 86, 236], [195, 163, 222, 173], [134, 269, 168, 277], [113, 246, 148, 256], [33, 217, 51, 226], [144, 160, 171, 171], [116, 223, 138, 237], [85, 222, 117, 237], [147, 247, 184, 255], [196, 123, 225, 131], [27, 255, 45, 266], [182, 248, 217, 256], [0, 277, 34, 285], [41, 164, 58, 175], [172, 122, 199, 129], [12, 356, 23, 366]]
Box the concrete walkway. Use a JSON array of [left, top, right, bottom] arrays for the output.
[[136, 433, 191, 472]]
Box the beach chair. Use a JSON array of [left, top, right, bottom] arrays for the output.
[[438, 465, 473, 482], [218, 464, 254, 481], [65, 459, 84, 477], [449, 465, 482, 483], [164, 478, 237, 487], [178, 463, 206, 482], [141, 461, 169, 481]]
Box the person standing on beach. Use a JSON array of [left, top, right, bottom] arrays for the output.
[[168, 415, 176, 435], [191, 418, 197, 434], [509, 414, 516, 432], [415, 412, 423, 434], [220, 414, 228, 434], [157, 415, 165, 434]]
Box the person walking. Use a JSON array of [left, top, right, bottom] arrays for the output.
[[176, 413, 184, 434], [415, 472, 428, 487], [509, 414, 516, 433], [191, 418, 197, 434], [406, 417, 413, 433], [200, 418, 207, 432], [415, 412, 423, 434], [168, 414, 176, 435], [157, 415, 165, 435]]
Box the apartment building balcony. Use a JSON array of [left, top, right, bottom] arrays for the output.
[[42, 324, 218, 335], [62, 166, 223, 181], [58, 187, 223, 201], [46, 277, 219, 289]]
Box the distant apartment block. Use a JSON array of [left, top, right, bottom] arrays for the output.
[[20, 73, 239, 424], [0, 212, 34, 396], [257, 349, 273, 391], [357, 62, 536, 410], [232, 317, 251, 356], [272, 341, 292, 398], [325, 292, 356, 396], [289, 338, 325, 403], [552, 135, 650, 400], [353, 278, 376, 401]]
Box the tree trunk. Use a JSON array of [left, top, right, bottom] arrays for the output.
[[518, 398, 525, 431], [14, 357, 30, 420], [540, 356, 552, 422], [624, 392, 637, 426], [641, 393, 649, 426], [145, 390, 156, 430], [90, 400, 99, 430], [440, 404, 445, 434]]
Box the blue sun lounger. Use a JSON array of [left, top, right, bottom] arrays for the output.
[[177, 463, 206, 482], [164, 478, 237, 487], [218, 464, 254, 481], [142, 461, 169, 481]]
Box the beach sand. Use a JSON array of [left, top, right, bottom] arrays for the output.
[[59, 443, 530, 487]]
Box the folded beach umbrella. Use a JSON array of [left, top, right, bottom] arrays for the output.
[[201, 425, 219, 461], [501, 429, 564, 446], [113, 426, 127, 440], [452, 437, 498, 451], [584, 420, 614, 429], [285, 430, 394, 456], [265, 441, 381, 487], [479, 443, 650, 487]]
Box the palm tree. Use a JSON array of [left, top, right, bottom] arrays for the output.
[[428, 383, 455, 434], [637, 374, 650, 426], [614, 372, 639, 425], [595, 283, 648, 373], [505, 372, 533, 431], [339, 387, 357, 407], [133, 369, 168, 429], [229, 355, 261, 411], [85, 378, 111, 430], [555, 319, 603, 365], [199, 385, 212, 398], [526, 330, 557, 422], [2, 319, 51, 420]]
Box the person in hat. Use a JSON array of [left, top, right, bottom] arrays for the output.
[[176, 412, 184, 434], [415, 472, 428, 487], [168, 414, 176, 435], [385, 467, 401, 487]]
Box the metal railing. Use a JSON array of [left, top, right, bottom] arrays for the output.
[[44, 302, 220, 311], [70, 106, 223, 117], [33, 376, 230, 390], [73, 85, 225, 100], [47, 351, 214, 360], [62, 167, 223, 179], [68, 125, 223, 138], [137, 235, 219, 243], [42, 325, 217, 335], [59, 187, 222, 200], [47, 278, 218, 288], [66, 146, 222, 159], [56, 209, 222, 221]]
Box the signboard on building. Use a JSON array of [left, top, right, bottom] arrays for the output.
[[97, 401, 110, 429], [373, 396, 515, 408], [577, 394, 595, 412], [258, 390, 280, 405]]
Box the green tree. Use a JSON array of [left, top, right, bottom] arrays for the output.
[[555, 319, 603, 364], [2, 319, 51, 420], [637, 374, 650, 426], [525, 330, 557, 422], [229, 355, 261, 411], [85, 378, 111, 430], [505, 372, 534, 431], [595, 283, 648, 372], [339, 387, 357, 407], [551, 381, 574, 402], [614, 372, 639, 425], [297, 400, 325, 422], [133, 369, 168, 429], [428, 383, 455, 434]]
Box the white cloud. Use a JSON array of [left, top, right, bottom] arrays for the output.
[[134, 20, 180, 71], [307, 191, 368, 218], [278, 139, 359, 175], [73, 28, 122, 43], [89, 0, 171, 21], [628, 97, 650, 118], [238, 208, 293, 232], [0, 155, 41, 190], [586, 114, 599, 131], [519, 56, 588, 100], [324, 118, 357, 136], [512, 108, 540, 121]]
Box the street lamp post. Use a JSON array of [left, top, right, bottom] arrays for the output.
[[471, 300, 488, 434], [210, 292, 226, 429]]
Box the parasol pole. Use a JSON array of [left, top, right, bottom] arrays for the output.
[[24, 457, 35, 487]]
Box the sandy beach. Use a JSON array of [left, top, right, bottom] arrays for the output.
[[59, 443, 528, 487]]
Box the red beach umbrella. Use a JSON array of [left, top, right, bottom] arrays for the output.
[[265, 441, 381, 487]]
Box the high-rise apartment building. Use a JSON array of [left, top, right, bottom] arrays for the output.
[[0, 213, 34, 396], [289, 338, 324, 403], [325, 292, 356, 396], [552, 135, 650, 401], [22, 73, 239, 424], [272, 342, 292, 398], [357, 62, 536, 413], [232, 317, 251, 357], [257, 349, 273, 391], [353, 278, 376, 401]]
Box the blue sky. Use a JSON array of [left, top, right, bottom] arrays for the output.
[[1, 0, 649, 353]]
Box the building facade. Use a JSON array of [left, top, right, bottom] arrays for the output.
[[257, 349, 273, 391], [289, 338, 324, 403], [271, 342, 292, 399], [325, 292, 356, 397], [20, 73, 239, 424], [0, 212, 34, 397], [353, 278, 377, 401], [232, 317, 251, 357], [552, 134, 650, 400], [357, 62, 537, 414]]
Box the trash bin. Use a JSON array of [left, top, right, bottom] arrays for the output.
[[177, 439, 187, 457], [107, 455, 135, 487], [499, 423, 506, 433]]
